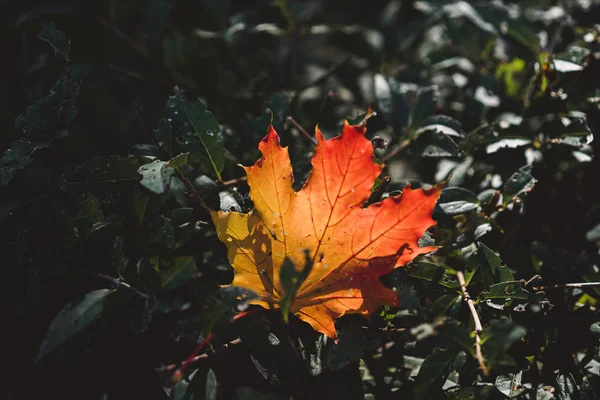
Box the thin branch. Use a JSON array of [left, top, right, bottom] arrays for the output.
[[380, 138, 411, 162], [88, 271, 149, 300], [533, 282, 600, 291], [457, 271, 489, 376], [155, 338, 242, 373], [287, 116, 317, 145], [99, 18, 195, 92], [296, 54, 353, 92], [108, 65, 174, 91]]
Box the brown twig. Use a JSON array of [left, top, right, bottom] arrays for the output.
[[155, 338, 242, 373], [456, 271, 489, 376], [287, 116, 317, 145], [88, 271, 149, 300], [380, 138, 411, 162], [296, 54, 353, 92], [533, 282, 600, 291], [108, 65, 168, 88]]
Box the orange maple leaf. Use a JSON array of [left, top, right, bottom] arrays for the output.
[[211, 118, 441, 338]]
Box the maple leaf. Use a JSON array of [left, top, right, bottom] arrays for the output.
[[211, 118, 441, 338]]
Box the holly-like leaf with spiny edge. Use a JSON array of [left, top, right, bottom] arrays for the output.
[[211, 117, 441, 338]]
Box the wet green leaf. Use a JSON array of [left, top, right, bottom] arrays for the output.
[[166, 89, 224, 180], [503, 165, 536, 204], [409, 127, 463, 157], [435, 187, 480, 215], [138, 160, 175, 194]]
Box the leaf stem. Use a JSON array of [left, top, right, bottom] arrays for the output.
[[456, 271, 489, 376], [287, 116, 317, 145], [296, 54, 352, 92], [380, 138, 411, 162]]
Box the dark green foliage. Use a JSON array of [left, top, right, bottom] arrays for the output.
[[1, 1, 599, 399]]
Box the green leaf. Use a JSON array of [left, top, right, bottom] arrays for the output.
[[72, 193, 104, 233], [431, 294, 462, 318], [150, 216, 175, 247], [554, 371, 578, 400], [473, 3, 539, 57], [480, 318, 526, 368], [409, 127, 463, 157], [435, 187, 480, 215], [503, 165, 536, 205], [495, 371, 527, 398], [138, 160, 176, 194], [167, 152, 190, 170], [205, 369, 217, 400], [0, 140, 51, 186], [129, 144, 160, 157], [132, 188, 149, 225], [280, 249, 312, 323], [414, 346, 461, 400], [486, 138, 532, 154], [326, 325, 365, 371], [62, 156, 143, 202], [36, 289, 116, 362], [374, 74, 410, 134], [479, 281, 534, 301], [410, 86, 439, 130], [445, 385, 496, 399], [440, 323, 477, 358], [408, 261, 446, 282], [420, 115, 464, 138], [477, 242, 513, 288], [590, 322, 600, 336], [197, 287, 258, 338], [37, 22, 69, 61], [166, 88, 224, 180], [161, 256, 197, 290]]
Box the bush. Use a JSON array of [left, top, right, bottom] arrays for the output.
[[1, 1, 599, 399]]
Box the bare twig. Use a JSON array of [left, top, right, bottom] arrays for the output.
[[88, 271, 149, 300], [457, 271, 489, 376], [287, 116, 317, 145], [533, 282, 600, 291], [296, 54, 353, 92], [108, 65, 168, 88], [155, 338, 242, 373], [99, 18, 195, 92], [380, 138, 411, 162]]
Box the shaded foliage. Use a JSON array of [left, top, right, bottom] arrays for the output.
[[1, 0, 599, 399]]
